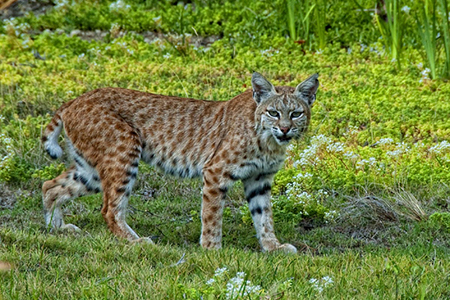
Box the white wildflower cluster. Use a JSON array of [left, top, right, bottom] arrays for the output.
[[77, 53, 85, 61], [109, 0, 131, 11], [360, 43, 367, 52], [110, 23, 123, 37], [369, 45, 384, 56], [260, 47, 280, 57], [294, 172, 313, 180], [54, 0, 73, 10], [309, 276, 334, 293], [148, 37, 166, 50], [225, 271, 262, 299], [286, 144, 295, 152], [163, 53, 171, 59], [343, 151, 358, 160], [22, 36, 33, 48], [214, 267, 228, 277], [326, 141, 345, 153], [429, 141, 450, 155], [205, 266, 227, 285], [3, 18, 30, 37], [324, 210, 338, 223], [0, 133, 14, 170], [378, 137, 394, 146], [88, 47, 101, 56], [286, 182, 313, 204], [111, 40, 128, 47], [194, 46, 210, 53], [360, 42, 384, 55], [356, 157, 377, 170], [419, 68, 431, 83], [293, 135, 338, 168], [401, 5, 411, 14], [386, 142, 410, 158]]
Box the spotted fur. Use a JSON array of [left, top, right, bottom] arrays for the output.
[[41, 72, 319, 253]]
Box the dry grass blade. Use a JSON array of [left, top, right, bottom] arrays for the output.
[[392, 189, 427, 222], [340, 195, 400, 226], [0, 0, 18, 10]]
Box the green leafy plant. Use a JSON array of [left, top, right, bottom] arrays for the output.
[[376, 0, 403, 66]]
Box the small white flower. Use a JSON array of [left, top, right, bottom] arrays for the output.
[[417, 62, 423, 69], [429, 141, 450, 155], [401, 5, 411, 13], [360, 43, 367, 52], [163, 53, 171, 59], [343, 151, 358, 160], [326, 142, 345, 153], [110, 0, 131, 11], [214, 267, 228, 277], [225, 272, 261, 299], [378, 138, 394, 146], [309, 276, 334, 293], [206, 278, 215, 285], [421, 68, 431, 77], [294, 172, 313, 179]]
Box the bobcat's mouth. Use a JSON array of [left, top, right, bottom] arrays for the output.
[[275, 135, 292, 144]]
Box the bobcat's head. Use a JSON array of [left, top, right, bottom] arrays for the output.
[[252, 72, 319, 146]]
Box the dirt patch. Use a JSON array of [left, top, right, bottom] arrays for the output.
[[0, 183, 31, 209], [0, 0, 53, 20], [0, 184, 17, 209]]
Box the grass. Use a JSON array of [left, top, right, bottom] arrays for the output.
[[1, 0, 450, 298], [2, 174, 450, 299]]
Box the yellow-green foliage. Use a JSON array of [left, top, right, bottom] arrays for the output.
[[428, 212, 450, 231]]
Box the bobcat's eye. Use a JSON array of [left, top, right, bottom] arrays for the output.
[[267, 110, 280, 118], [291, 111, 303, 119]]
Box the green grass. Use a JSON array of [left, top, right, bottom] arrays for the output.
[[2, 172, 450, 299], [2, 0, 450, 298]]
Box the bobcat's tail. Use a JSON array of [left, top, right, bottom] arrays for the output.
[[42, 99, 76, 159], [42, 111, 64, 159]]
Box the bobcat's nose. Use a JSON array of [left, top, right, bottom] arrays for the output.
[[280, 127, 290, 134]]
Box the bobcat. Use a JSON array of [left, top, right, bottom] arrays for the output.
[[42, 72, 319, 254]]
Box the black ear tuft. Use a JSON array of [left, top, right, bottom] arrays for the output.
[[251, 72, 277, 105], [294, 73, 319, 106]]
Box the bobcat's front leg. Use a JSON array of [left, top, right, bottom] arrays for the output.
[[243, 175, 297, 254], [200, 168, 229, 249]]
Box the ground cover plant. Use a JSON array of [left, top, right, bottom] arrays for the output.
[[1, 0, 450, 298]]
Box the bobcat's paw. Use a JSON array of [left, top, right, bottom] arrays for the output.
[[60, 223, 81, 232], [276, 243, 297, 254]]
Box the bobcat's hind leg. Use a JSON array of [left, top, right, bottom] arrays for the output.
[[42, 164, 102, 232], [96, 131, 150, 243]]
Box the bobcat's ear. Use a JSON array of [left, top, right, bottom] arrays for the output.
[[251, 72, 277, 105], [294, 73, 319, 106]]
